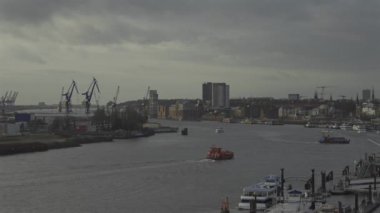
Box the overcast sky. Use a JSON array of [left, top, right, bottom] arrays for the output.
[[0, 0, 379, 104]]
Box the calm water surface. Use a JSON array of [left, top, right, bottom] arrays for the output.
[[0, 121, 379, 213]]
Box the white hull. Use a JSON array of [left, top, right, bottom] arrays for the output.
[[238, 202, 269, 210], [265, 202, 312, 213], [352, 125, 366, 133], [215, 128, 224, 133]]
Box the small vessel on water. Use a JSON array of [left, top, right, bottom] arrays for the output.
[[215, 127, 224, 133], [181, 128, 188, 135], [319, 131, 350, 144], [305, 122, 317, 128], [240, 118, 253, 124], [206, 146, 233, 160], [352, 124, 366, 133], [319, 136, 350, 144]]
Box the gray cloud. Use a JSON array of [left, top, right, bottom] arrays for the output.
[[0, 0, 379, 103]]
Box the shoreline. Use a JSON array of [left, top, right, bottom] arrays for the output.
[[0, 129, 158, 156]]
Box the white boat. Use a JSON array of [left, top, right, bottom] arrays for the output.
[[240, 119, 253, 124], [352, 124, 366, 133], [238, 183, 278, 210], [215, 127, 224, 133], [330, 123, 340, 129], [339, 123, 352, 130], [238, 175, 280, 211], [305, 122, 317, 128]]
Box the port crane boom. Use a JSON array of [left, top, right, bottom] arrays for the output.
[[316, 86, 334, 100], [82, 78, 100, 114], [62, 80, 79, 113], [141, 86, 150, 116], [113, 85, 120, 109], [58, 87, 64, 112]]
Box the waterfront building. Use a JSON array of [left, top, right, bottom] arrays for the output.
[[168, 101, 199, 121], [361, 102, 376, 117], [202, 82, 230, 109], [372, 88, 375, 102], [0, 122, 22, 136], [202, 82, 213, 106], [149, 90, 158, 118], [278, 106, 306, 120], [158, 105, 169, 119]]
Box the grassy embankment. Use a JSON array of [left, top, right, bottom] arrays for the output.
[[0, 134, 80, 155]]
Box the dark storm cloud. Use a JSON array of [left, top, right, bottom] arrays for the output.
[[0, 0, 379, 73]]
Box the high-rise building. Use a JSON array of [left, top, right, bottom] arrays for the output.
[[202, 82, 230, 109], [362, 89, 371, 102], [202, 82, 213, 104], [149, 90, 158, 118], [372, 88, 375, 102]]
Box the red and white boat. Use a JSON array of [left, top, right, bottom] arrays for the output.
[[207, 146, 234, 160]]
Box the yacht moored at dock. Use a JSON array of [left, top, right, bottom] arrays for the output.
[[352, 124, 366, 133], [238, 175, 280, 211], [238, 182, 278, 211], [339, 123, 352, 130]]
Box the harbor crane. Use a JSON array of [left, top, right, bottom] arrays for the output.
[[82, 77, 100, 114], [142, 86, 150, 115], [144, 86, 150, 102], [58, 87, 64, 112], [1, 91, 18, 106], [316, 86, 334, 100], [62, 80, 79, 113], [9, 91, 18, 106], [1, 91, 8, 106], [111, 85, 120, 112], [1, 91, 9, 107]]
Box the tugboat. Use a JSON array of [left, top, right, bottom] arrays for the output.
[[207, 146, 234, 160]]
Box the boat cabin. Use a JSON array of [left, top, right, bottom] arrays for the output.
[[239, 184, 277, 210]]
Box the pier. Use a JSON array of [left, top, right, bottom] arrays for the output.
[[222, 166, 380, 213]]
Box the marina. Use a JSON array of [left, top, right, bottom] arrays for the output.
[[1, 121, 380, 212], [332, 153, 380, 194]]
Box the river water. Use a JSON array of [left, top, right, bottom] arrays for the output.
[[0, 121, 379, 213]]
